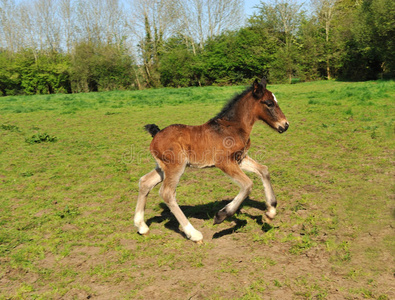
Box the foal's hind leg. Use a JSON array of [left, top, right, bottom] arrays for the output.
[[240, 156, 277, 222], [134, 167, 164, 235], [214, 163, 253, 224], [159, 163, 203, 242]]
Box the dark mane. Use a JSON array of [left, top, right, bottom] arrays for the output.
[[210, 86, 253, 122]]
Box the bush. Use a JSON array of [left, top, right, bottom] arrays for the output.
[[25, 133, 57, 144]]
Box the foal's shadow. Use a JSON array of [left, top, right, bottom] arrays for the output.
[[146, 198, 273, 239]]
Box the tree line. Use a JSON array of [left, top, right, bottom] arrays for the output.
[[0, 0, 394, 96]]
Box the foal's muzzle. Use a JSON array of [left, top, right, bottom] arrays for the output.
[[277, 122, 289, 133]]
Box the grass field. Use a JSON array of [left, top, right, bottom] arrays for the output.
[[0, 80, 394, 299]]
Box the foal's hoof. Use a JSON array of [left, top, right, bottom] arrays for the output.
[[183, 223, 203, 242], [264, 210, 276, 224], [264, 208, 276, 224], [138, 229, 150, 236], [263, 214, 273, 224], [213, 210, 228, 225], [137, 224, 150, 235]]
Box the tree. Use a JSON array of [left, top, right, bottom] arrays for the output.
[[177, 0, 243, 49], [12, 50, 71, 94], [199, 26, 278, 85], [0, 51, 20, 95], [70, 41, 136, 92], [159, 36, 200, 87], [311, 0, 338, 79], [251, 0, 303, 83], [130, 0, 180, 87], [297, 17, 324, 81], [58, 0, 74, 53], [352, 0, 395, 78]]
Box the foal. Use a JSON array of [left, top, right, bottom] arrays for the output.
[[134, 78, 289, 242]]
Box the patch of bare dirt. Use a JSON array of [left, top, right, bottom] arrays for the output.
[[1, 215, 393, 299]]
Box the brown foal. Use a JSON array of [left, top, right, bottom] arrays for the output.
[[134, 78, 289, 242]]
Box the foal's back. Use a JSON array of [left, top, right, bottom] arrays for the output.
[[150, 122, 238, 168]]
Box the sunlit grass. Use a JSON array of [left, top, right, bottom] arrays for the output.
[[0, 80, 394, 299]]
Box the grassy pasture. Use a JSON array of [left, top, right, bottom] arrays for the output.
[[0, 81, 394, 299]]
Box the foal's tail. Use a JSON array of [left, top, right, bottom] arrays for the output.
[[144, 124, 161, 138]]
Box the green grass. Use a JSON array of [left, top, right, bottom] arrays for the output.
[[0, 80, 394, 299]]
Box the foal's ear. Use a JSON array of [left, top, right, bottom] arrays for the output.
[[252, 78, 264, 99], [261, 77, 267, 90]]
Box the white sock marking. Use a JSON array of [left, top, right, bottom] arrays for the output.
[[134, 212, 149, 234], [184, 222, 203, 242]]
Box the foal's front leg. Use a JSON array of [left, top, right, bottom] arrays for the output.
[[240, 156, 277, 222], [214, 162, 253, 224]]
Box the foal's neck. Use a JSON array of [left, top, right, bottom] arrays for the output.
[[231, 93, 257, 137], [209, 91, 258, 141]]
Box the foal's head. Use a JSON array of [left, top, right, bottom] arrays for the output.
[[252, 78, 289, 133]]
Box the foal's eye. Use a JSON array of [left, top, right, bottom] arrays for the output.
[[265, 101, 274, 108]]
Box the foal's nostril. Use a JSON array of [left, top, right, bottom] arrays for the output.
[[278, 122, 289, 133]]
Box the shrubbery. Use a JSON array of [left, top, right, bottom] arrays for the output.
[[0, 0, 394, 96]]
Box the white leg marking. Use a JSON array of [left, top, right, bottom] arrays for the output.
[[183, 222, 203, 242], [266, 207, 277, 219], [159, 162, 203, 242], [240, 156, 277, 220], [134, 168, 164, 236], [134, 212, 149, 235]]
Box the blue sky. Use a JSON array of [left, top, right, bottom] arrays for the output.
[[11, 0, 286, 19], [244, 0, 262, 17]]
